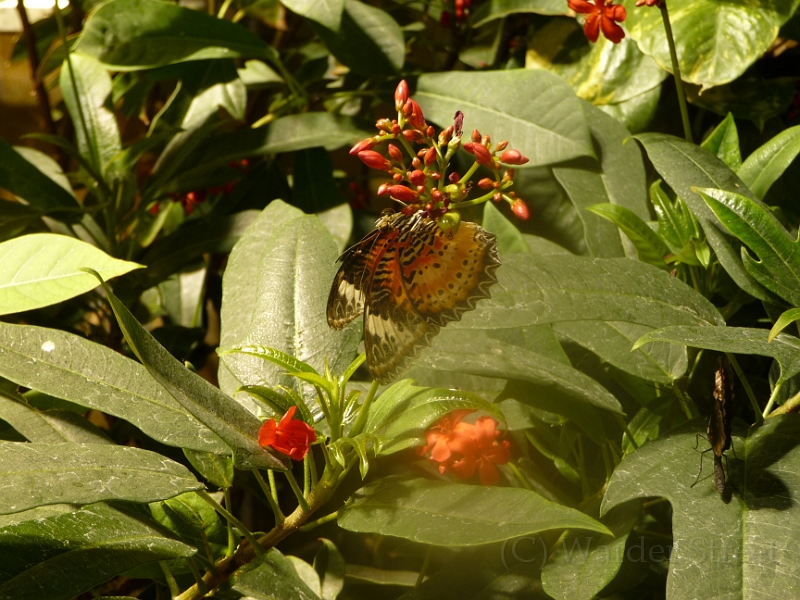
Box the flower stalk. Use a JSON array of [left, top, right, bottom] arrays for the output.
[[658, 2, 692, 142]]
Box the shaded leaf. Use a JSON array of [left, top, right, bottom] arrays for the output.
[[700, 112, 741, 171], [586, 203, 671, 268], [738, 124, 800, 200], [0, 392, 110, 444], [219, 549, 321, 600], [282, 0, 344, 30], [471, 0, 566, 26]]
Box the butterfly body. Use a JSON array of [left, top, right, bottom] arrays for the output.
[[327, 211, 500, 383], [692, 356, 734, 494]]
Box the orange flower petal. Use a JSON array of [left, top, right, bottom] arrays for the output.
[[600, 17, 625, 43]]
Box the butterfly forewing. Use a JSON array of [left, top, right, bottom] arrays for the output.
[[327, 229, 383, 330]]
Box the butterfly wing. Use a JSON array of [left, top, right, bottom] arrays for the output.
[[327, 229, 381, 330], [399, 219, 500, 326]]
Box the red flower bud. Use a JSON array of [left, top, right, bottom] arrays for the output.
[[403, 130, 423, 142], [426, 125, 435, 138], [448, 172, 460, 184], [387, 144, 403, 162], [258, 406, 316, 461], [471, 129, 481, 143], [412, 157, 422, 169], [391, 123, 402, 135], [439, 125, 454, 145], [405, 99, 426, 130], [376, 118, 391, 131], [395, 80, 409, 111], [462, 141, 475, 154], [500, 149, 529, 165], [377, 182, 391, 196], [473, 143, 493, 165], [511, 199, 530, 220], [430, 172, 442, 180], [358, 150, 392, 171], [424, 146, 437, 166], [482, 135, 491, 147], [431, 189, 443, 201], [349, 138, 375, 155], [393, 173, 403, 182], [478, 178, 494, 190], [388, 185, 420, 202], [493, 192, 502, 202], [416, 185, 425, 194], [409, 170, 426, 186]]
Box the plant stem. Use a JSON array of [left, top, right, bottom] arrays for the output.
[[348, 379, 380, 438], [726, 353, 762, 424], [223, 488, 236, 557], [159, 562, 180, 597], [762, 381, 784, 418], [766, 388, 800, 418], [659, 2, 692, 143], [285, 468, 311, 513], [616, 414, 639, 451], [415, 546, 434, 587], [672, 384, 696, 420], [299, 510, 339, 531], [253, 469, 285, 525], [16, 0, 56, 136], [187, 558, 208, 596], [196, 490, 266, 558], [507, 461, 533, 491]]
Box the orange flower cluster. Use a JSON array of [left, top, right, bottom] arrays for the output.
[[419, 410, 511, 486], [568, 0, 627, 44]]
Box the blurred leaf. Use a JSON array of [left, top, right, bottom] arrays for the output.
[[416, 70, 595, 167], [98, 276, 286, 471], [283, 0, 344, 30], [738, 123, 800, 200], [636, 325, 800, 385], [698, 187, 800, 305], [292, 147, 347, 213], [314, 539, 345, 600], [0, 200, 44, 241], [0, 503, 195, 600], [338, 477, 611, 546], [218, 201, 360, 405], [345, 565, 418, 586], [0, 392, 110, 444], [317, 203, 353, 254], [0, 234, 141, 315], [75, 0, 276, 69], [0, 443, 202, 514], [219, 549, 322, 599], [315, 0, 404, 75], [700, 113, 742, 171], [0, 321, 227, 453], [471, 0, 567, 26], [602, 415, 800, 599], [586, 203, 671, 268], [0, 139, 80, 220], [482, 201, 530, 256], [621, 0, 799, 88], [238, 59, 283, 88], [59, 54, 122, 179], [634, 133, 777, 302]]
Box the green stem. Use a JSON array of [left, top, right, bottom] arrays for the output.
[[159, 562, 180, 598], [253, 470, 285, 525], [767, 388, 800, 418], [196, 490, 266, 558], [726, 353, 763, 424], [672, 384, 696, 420], [222, 488, 236, 558], [416, 546, 434, 587], [659, 2, 692, 143], [507, 461, 533, 491], [763, 381, 784, 418], [616, 414, 639, 451], [299, 510, 339, 532], [284, 468, 311, 513], [216, 0, 234, 17], [187, 558, 208, 596], [454, 181, 513, 209], [348, 379, 380, 438]]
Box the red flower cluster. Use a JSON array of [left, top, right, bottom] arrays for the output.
[[258, 406, 316, 461], [419, 410, 511, 486], [568, 0, 627, 44], [155, 159, 250, 215]]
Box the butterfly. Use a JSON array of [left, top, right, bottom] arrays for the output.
[[327, 210, 500, 383], [692, 356, 734, 494]]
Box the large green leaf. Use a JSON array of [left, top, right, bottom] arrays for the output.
[[634, 133, 776, 302], [338, 477, 611, 546], [218, 201, 359, 406], [282, 0, 344, 30], [471, 0, 566, 26], [0, 443, 202, 514], [59, 54, 121, 179], [0, 234, 141, 315], [292, 147, 347, 213], [0, 502, 195, 600], [315, 0, 404, 75], [635, 325, 800, 385], [622, 0, 800, 88], [99, 277, 286, 470], [0, 392, 110, 444], [602, 415, 800, 599], [698, 187, 800, 306], [0, 322, 228, 453], [218, 549, 322, 600], [416, 70, 595, 167], [74, 0, 275, 69], [738, 124, 800, 200]]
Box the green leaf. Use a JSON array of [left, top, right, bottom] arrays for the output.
[[220, 549, 322, 600], [97, 274, 287, 471], [649, 180, 697, 252], [621, 0, 799, 88], [697, 187, 800, 306], [0, 234, 141, 315], [602, 415, 800, 599], [183, 449, 235, 488], [634, 132, 776, 301], [738, 124, 800, 199], [149, 491, 227, 563], [237, 59, 283, 88], [471, 0, 566, 26], [282, 0, 344, 30], [586, 203, 671, 268], [0, 139, 80, 219], [554, 321, 688, 384], [0, 442, 202, 514], [769, 307, 800, 341], [315, 0, 403, 75], [0, 200, 43, 241], [338, 477, 611, 546], [416, 70, 595, 167], [292, 147, 347, 213], [700, 113, 741, 171], [59, 54, 122, 179], [74, 0, 275, 69], [314, 539, 345, 600], [635, 325, 800, 385], [218, 201, 360, 402], [365, 379, 503, 454], [482, 201, 530, 256], [0, 392, 110, 444], [0, 503, 195, 600], [0, 321, 227, 453]]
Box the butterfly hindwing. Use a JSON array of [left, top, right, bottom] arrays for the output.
[[326, 229, 382, 330]]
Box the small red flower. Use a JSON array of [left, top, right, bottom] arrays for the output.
[[568, 0, 626, 44], [258, 406, 316, 461], [418, 409, 475, 465], [357, 150, 392, 171], [511, 199, 530, 220]]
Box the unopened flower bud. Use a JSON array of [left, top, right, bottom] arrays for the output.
[[448, 172, 460, 184], [376, 118, 391, 131], [406, 99, 426, 130], [349, 138, 375, 155], [495, 140, 508, 152], [478, 178, 493, 190], [411, 157, 422, 169], [447, 135, 461, 153], [503, 169, 515, 180], [481, 135, 491, 147], [409, 170, 426, 186], [358, 150, 392, 171], [430, 172, 442, 180], [426, 125, 435, 138], [388, 185, 420, 202], [395, 80, 409, 112], [431, 189, 443, 201], [439, 125, 454, 145], [472, 143, 493, 165], [424, 146, 437, 166], [463, 141, 474, 154], [387, 144, 403, 162], [493, 192, 502, 202], [393, 173, 403, 182], [471, 129, 481, 143], [377, 183, 391, 196], [416, 185, 425, 194], [500, 149, 529, 165], [445, 183, 466, 202], [403, 130, 423, 142], [511, 199, 530, 220], [392, 123, 402, 135]]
